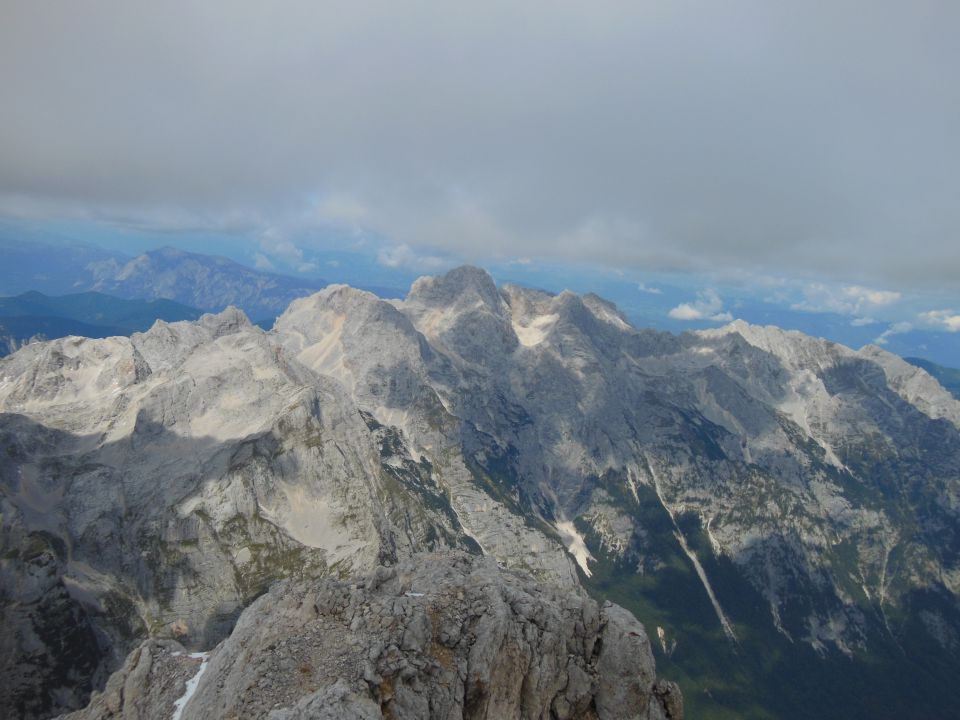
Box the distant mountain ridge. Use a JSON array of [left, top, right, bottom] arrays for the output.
[[0, 236, 329, 320], [86, 246, 327, 320], [0, 316, 126, 356], [0, 235, 125, 296], [0, 290, 202, 356], [0, 290, 200, 329], [906, 356, 960, 399]]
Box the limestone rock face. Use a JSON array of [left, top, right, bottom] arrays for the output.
[[64, 553, 682, 720], [0, 309, 489, 718]]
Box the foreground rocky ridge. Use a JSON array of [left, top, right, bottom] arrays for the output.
[[2, 265, 959, 718], [63, 553, 681, 720]]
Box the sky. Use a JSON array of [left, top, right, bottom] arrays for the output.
[[1, 1, 959, 362]]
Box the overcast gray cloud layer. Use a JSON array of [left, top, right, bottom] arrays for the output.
[[1, 1, 958, 288]]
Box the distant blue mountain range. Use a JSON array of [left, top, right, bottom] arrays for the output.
[[0, 236, 328, 321], [0, 289, 201, 329], [0, 290, 201, 356], [1, 229, 957, 369], [0, 234, 409, 324]]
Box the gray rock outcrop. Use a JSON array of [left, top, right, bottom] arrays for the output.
[[63, 552, 681, 720]]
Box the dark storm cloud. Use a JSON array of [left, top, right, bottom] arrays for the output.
[[1, 1, 958, 288]]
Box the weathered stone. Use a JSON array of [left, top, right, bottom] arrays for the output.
[[64, 553, 679, 720]]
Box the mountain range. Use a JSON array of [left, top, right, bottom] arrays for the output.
[[1, 266, 959, 719], [85, 246, 327, 322], [0, 291, 202, 356], [0, 237, 327, 322]]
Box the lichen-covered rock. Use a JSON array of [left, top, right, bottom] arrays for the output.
[[63, 552, 681, 720]]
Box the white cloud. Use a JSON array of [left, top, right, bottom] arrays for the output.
[[668, 289, 731, 322], [919, 309, 960, 332], [850, 317, 876, 326], [253, 252, 275, 270], [376, 243, 449, 272], [852, 287, 901, 305], [2, 3, 960, 290], [311, 192, 369, 226], [254, 227, 321, 274], [637, 282, 663, 295], [874, 321, 913, 345], [258, 227, 304, 266], [669, 304, 704, 320], [792, 283, 901, 316]]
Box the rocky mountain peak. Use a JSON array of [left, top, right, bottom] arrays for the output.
[[153, 245, 187, 259], [197, 306, 251, 337], [581, 293, 634, 331], [407, 265, 504, 314], [280, 284, 406, 331], [400, 266, 518, 364], [500, 285, 632, 353], [704, 318, 800, 349]]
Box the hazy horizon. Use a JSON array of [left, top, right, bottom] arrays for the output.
[[1, 2, 958, 363]]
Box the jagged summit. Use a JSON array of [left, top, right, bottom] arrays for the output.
[[197, 305, 251, 336], [407, 264, 504, 312], [701, 317, 822, 348], [400, 265, 518, 363]]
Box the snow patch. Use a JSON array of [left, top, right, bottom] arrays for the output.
[[512, 313, 559, 347], [625, 466, 641, 504], [704, 515, 723, 556], [590, 304, 631, 330], [171, 651, 210, 720], [656, 626, 677, 656], [648, 458, 738, 644], [555, 520, 595, 577]]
